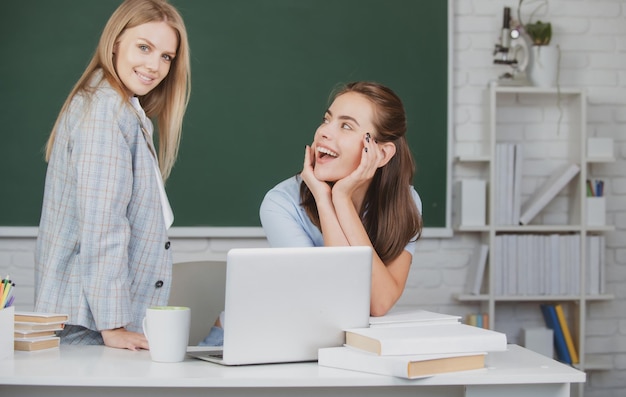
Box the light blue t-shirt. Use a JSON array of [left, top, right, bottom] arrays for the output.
[[259, 175, 423, 254]]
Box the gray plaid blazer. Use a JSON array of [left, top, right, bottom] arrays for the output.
[[35, 71, 173, 335]]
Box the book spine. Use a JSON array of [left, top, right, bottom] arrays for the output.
[[318, 347, 406, 378], [553, 304, 579, 364], [540, 304, 572, 364], [466, 245, 488, 295], [377, 334, 504, 356], [482, 313, 489, 329], [520, 163, 580, 225]]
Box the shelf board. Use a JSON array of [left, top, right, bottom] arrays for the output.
[[576, 354, 613, 371], [456, 225, 614, 233], [455, 294, 614, 302], [455, 294, 489, 301], [495, 225, 581, 232], [585, 294, 615, 301], [455, 155, 490, 163], [491, 84, 584, 95], [586, 225, 615, 232], [455, 225, 490, 232], [586, 156, 615, 163]]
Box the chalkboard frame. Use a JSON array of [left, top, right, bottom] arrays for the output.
[[0, 0, 453, 238]]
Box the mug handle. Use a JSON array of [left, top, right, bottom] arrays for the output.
[[142, 316, 149, 341]]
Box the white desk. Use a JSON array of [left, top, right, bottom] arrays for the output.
[[0, 344, 584, 397]]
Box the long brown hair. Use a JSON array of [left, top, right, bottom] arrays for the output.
[[45, 0, 191, 181], [300, 82, 422, 262]]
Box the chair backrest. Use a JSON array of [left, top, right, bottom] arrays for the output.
[[169, 260, 227, 345]]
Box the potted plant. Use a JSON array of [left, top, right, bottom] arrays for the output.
[[524, 20, 551, 46], [518, 1, 559, 87]]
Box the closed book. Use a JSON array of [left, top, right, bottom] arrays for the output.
[[465, 244, 489, 295], [519, 163, 580, 225], [14, 322, 65, 332], [14, 336, 60, 351], [481, 313, 489, 329], [369, 309, 460, 328], [318, 346, 486, 379], [345, 323, 507, 356], [540, 304, 572, 364], [14, 311, 68, 323], [14, 330, 57, 339], [587, 235, 600, 295], [453, 179, 486, 226], [512, 144, 523, 224], [553, 304, 579, 364]]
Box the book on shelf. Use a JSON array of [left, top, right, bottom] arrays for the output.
[[586, 235, 606, 295], [599, 235, 606, 294], [505, 235, 516, 295], [14, 336, 60, 351], [14, 311, 68, 323], [453, 179, 486, 227], [512, 143, 523, 223], [345, 322, 507, 356], [553, 304, 579, 364], [504, 144, 514, 224], [495, 143, 508, 225], [539, 304, 572, 364], [466, 313, 489, 329], [494, 143, 523, 225], [465, 244, 489, 295], [318, 346, 486, 379], [493, 236, 503, 295], [519, 162, 580, 225], [369, 309, 460, 328]]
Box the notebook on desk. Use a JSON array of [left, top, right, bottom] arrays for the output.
[[188, 246, 372, 366]]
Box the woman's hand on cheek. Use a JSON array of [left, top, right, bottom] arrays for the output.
[[301, 144, 330, 199], [334, 133, 380, 195]]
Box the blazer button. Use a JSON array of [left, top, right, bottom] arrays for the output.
[[164, 241, 171, 250], [155, 280, 164, 288]]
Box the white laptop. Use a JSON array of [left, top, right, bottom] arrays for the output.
[[188, 246, 372, 365]]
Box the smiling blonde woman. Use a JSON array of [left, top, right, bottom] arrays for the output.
[[35, 0, 191, 351]]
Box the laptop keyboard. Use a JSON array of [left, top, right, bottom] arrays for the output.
[[204, 352, 223, 359]]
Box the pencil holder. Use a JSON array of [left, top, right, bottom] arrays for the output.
[[0, 306, 15, 359], [586, 197, 606, 226]]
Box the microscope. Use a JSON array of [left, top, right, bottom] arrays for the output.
[[493, 7, 529, 85]]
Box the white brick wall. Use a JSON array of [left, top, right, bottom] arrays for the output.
[[452, 1, 626, 396], [0, 0, 623, 395]]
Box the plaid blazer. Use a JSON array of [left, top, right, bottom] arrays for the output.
[[35, 72, 173, 333]]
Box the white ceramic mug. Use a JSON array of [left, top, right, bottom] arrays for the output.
[[143, 306, 190, 363]]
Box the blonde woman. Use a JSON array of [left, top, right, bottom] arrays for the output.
[[35, 0, 191, 350]]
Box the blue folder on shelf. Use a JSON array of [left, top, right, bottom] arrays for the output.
[[540, 304, 572, 365]]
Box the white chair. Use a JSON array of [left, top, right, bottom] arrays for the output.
[[168, 260, 226, 345]]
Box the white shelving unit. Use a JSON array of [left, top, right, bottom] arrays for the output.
[[455, 83, 614, 396]]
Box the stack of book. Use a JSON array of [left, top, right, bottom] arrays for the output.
[[494, 234, 583, 296], [14, 311, 68, 351], [318, 309, 507, 379]]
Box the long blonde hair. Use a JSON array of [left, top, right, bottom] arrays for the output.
[[45, 0, 191, 181]]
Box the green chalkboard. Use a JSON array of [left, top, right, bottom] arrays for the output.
[[0, 0, 449, 229]]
